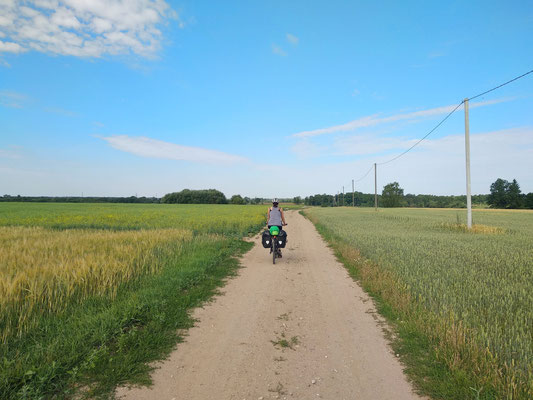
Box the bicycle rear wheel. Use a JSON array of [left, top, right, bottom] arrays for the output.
[[272, 238, 276, 264]]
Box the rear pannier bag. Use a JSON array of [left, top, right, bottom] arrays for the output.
[[261, 230, 272, 248], [262, 230, 288, 248], [277, 230, 287, 248]]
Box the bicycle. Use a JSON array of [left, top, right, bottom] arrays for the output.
[[263, 224, 287, 264]]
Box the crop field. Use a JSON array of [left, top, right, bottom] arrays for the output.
[[0, 202, 266, 234], [0, 203, 266, 398], [304, 207, 533, 399]]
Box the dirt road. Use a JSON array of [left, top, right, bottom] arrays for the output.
[[117, 211, 422, 400]]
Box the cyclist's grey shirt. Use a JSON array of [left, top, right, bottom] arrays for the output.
[[268, 206, 282, 226]]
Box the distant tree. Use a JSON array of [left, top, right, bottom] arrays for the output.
[[230, 194, 244, 205], [524, 193, 533, 209], [293, 196, 302, 205], [488, 179, 510, 208], [251, 197, 262, 205], [507, 179, 523, 208], [161, 189, 227, 204], [381, 182, 404, 207]]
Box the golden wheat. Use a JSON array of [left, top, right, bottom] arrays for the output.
[[0, 226, 193, 339]]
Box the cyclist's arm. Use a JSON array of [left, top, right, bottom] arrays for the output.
[[280, 208, 287, 225]]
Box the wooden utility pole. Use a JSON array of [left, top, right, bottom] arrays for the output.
[[464, 99, 472, 229], [352, 179, 355, 207], [374, 163, 378, 211]]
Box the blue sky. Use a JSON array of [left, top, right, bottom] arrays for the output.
[[1, 0, 532, 198]]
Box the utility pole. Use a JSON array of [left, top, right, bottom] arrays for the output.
[[464, 98, 472, 229], [352, 179, 355, 207], [374, 163, 378, 211]]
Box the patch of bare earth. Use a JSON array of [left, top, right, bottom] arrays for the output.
[[116, 211, 424, 400]]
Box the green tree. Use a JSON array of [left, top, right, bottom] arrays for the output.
[[507, 179, 523, 208], [161, 189, 227, 204], [230, 194, 244, 205], [525, 193, 533, 209], [381, 182, 404, 207], [488, 179, 510, 208], [293, 196, 302, 205]]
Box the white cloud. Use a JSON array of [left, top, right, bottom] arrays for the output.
[[0, 40, 26, 53], [272, 43, 287, 57], [370, 127, 533, 195], [286, 33, 299, 45], [100, 135, 249, 164], [280, 127, 533, 196], [0, 0, 178, 58], [428, 51, 446, 59], [43, 106, 78, 117], [292, 98, 511, 138], [290, 139, 322, 160], [333, 133, 414, 156], [0, 145, 24, 160], [0, 90, 28, 108]]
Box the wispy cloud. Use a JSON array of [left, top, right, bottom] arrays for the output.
[[292, 98, 511, 138], [0, 146, 23, 159], [0, 40, 26, 53], [428, 51, 446, 59], [290, 139, 322, 160], [0, 0, 178, 58], [0, 90, 29, 108], [43, 106, 79, 117], [333, 133, 413, 156], [100, 135, 249, 164], [286, 33, 299, 45], [272, 44, 287, 57]]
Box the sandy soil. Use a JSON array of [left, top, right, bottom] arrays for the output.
[[116, 210, 423, 400]]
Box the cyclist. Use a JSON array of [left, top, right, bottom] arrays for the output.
[[267, 198, 287, 257]]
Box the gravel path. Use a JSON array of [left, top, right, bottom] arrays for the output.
[[116, 210, 423, 400]]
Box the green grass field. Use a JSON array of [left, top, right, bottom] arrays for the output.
[[0, 202, 266, 234], [0, 203, 266, 399], [304, 207, 533, 399]]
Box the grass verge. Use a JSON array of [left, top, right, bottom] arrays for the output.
[[301, 210, 530, 400], [1, 236, 253, 399]]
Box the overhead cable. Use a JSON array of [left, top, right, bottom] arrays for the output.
[[353, 165, 374, 183], [377, 100, 464, 166], [349, 67, 533, 181], [377, 68, 533, 166], [468, 68, 533, 101]]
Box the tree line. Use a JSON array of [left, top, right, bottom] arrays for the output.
[[3, 178, 532, 209], [304, 178, 532, 209], [0, 195, 160, 203], [161, 189, 268, 205]]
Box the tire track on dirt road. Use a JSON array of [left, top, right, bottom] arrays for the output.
[[117, 210, 423, 400]]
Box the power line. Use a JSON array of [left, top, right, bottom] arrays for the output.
[[468, 68, 533, 101], [377, 100, 464, 166], [345, 67, 533, 187], [353, 165, 374, 183], [376, 67, 533, 166]]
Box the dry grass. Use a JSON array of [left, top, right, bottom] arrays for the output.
[[439, 223, 506, 234], [0, 226, 193, 339]]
